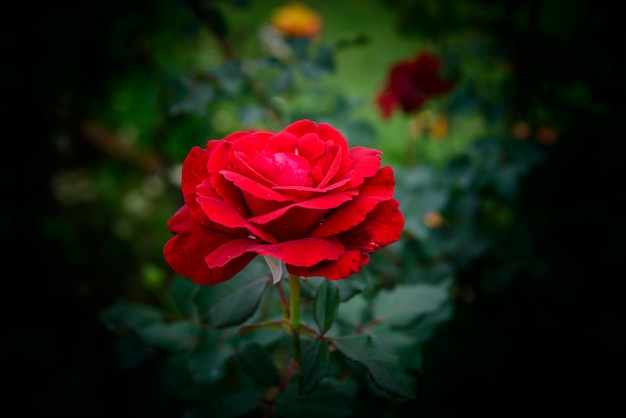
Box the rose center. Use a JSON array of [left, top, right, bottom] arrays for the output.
[[248, 152, 312, 187]]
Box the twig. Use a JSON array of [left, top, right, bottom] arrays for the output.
[[183, 0, 283, 123], [51, 107, 163, 173]]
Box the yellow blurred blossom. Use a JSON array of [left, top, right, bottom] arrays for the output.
[[409, 110, 449, 139], [409, 112, 427, 138], [428, 115, 448, 139], [271, 2, 322, 39], [423, 211, 445, 228]]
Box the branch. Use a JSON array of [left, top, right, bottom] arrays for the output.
[[52, 107, 163, 173], [183, 0, 282, 123]]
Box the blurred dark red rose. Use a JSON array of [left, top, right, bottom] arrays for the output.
[[376, 52, 453, 119], [164, 119, 404, 285]]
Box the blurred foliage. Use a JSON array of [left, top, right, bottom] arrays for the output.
[[4, 0, 626, 417]]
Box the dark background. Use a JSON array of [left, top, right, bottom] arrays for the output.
[[3, 0, 625, 416]]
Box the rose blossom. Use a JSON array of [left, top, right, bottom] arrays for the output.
[[376, 52, 453, 119], [163, 119, 404, 285]]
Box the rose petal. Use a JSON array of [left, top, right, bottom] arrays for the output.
[[296, 133, 325, 164], [283, 119, 317, 137], [166, 205, 196, 234], [220, 130, 251, 145], [196, 185, 245, 227], [312, 166, 396, 237], [249, 189, 358, 225], [284, 121, 353, 184], [316, 141, 343, 188], [164, 206, 256, 285], [341, 199, 404, 252], [221, 171, 291, 202], [287, 250, 369, 280], [233, 151, 277, 188], [240, 190, 293, 219], [310, 165, 324, 185], [208, 140, 248, 212], [205, 236, 344, 268], [229, 131, 274, 160], [181, 146, 211, 225], [196, 181, 279, 244], [265, 131, 299, 153], [341, 146, 382, 189], [247, 152, 312, 187], [273, 178, 350, 193], [253, 207, 328, 242], [318, 123, 349, 159]]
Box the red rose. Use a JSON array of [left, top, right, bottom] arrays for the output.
[[164, 119, 404, 285], [376, 52, 453, 119]]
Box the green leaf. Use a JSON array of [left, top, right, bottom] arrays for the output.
[[188, 330, 234, 384], [139, 321, 199, 352], [366, 323, 422, 371], [286, 37, 311, 59], [406, 300, 455, 343], [336, 275, 366, 301], [331, 335, 415, 399], [277, 379, 352, 418], [168, 276, 197, 317], [238, 342, 280, 387], [313, 280, 340, 334], [100, 300, 163, 332], [336, 294, 368, 328], [194, 259, 271, 328], [372, 281, 450, 328], [300, 276, 324, 299], [313, 44, 336, 72], [235, 319, 286, 336], [169, 76, 215, 116], [220, 389, 263, 418], [298, 338, 330, 395]]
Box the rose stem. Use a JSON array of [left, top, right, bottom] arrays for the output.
[[289, 273, 302, 362], [275, 281, 290, 318]]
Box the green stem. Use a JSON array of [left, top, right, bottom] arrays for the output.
[[275, 281, 290, 318], [289, 273, 302, 362]]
